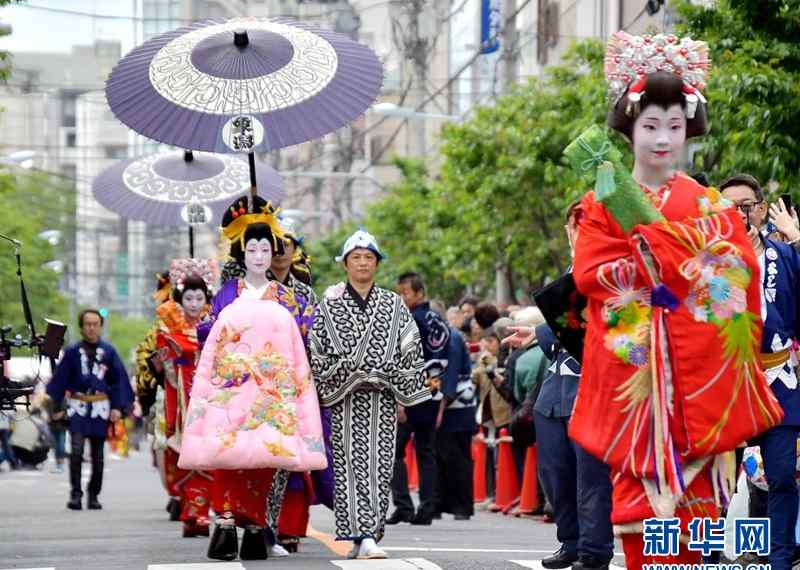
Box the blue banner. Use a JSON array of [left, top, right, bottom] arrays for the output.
[[480, 0, 501, 54]]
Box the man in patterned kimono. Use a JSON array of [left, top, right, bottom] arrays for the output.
[[310, 229, 429, 560], [48, 309, 134, 510], [720, 174, 800, 570]]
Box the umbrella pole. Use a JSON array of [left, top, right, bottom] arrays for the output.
[[189, 226, 195, 258], [248, 151, 257, 211]]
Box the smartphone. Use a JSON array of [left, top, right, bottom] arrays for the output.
[[781, 193, 792, 211]]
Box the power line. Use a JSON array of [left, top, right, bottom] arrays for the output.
[[623, 5, 649, 31], [15, 1, 397, 23]]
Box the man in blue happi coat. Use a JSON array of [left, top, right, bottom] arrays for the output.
[[721, 174, 800, 570], [48, 309, 134, 511], [389, 272, 450, 526]]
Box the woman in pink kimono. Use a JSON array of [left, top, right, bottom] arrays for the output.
[[179, 196, 325, 562]]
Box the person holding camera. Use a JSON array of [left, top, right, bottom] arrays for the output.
[[47, 309, 134, 510], [719, 174, 800, 570], [471, 327, 513, 502]]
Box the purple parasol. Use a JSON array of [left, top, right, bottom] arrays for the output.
[[105, 18, 383, 155], [92, 149, 285, 228]]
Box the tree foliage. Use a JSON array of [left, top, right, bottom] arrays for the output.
[[0, 172, 72, 334], [313, 41, 610, 305], [311, 3, 800, 305], [431, 40, 609, 301], [676, 0, 800, 193]]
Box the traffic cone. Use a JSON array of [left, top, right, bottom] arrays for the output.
[[472, 434, 487, 503], [516, 445, 539, 516], [405, 438, 419, 492], [493, 428, 520, 512]]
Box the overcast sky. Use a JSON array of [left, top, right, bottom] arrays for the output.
[[0, 1, 136, 55]]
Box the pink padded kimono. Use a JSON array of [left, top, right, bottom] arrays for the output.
[[178, 298, 327, 472]]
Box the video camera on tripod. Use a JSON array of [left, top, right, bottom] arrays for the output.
[[0, 232, 66, 412]]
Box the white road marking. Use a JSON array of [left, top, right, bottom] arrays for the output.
[[0, 480, 36, 487], [332, 559, 443, 569], [383, 547, 553, 553], [148, 562, 245, 570], [384, 547, 625, 556]]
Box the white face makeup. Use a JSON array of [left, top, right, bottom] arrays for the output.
[[181, 289, 207, 319], [244, 238, 273, 277], [631, 103, 687, 175]]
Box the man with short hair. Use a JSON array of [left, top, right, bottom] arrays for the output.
[[388, 272, 450, 526], [720, 174, 800, 570], [310, 230, 428, 560], [48, 309, 134, 510]]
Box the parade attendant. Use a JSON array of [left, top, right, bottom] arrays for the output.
[[534, 323, 613, 570], [135, 271, 181, 520], [528, 205, 614, 570], [183, 196, 323, 562], [569, 32, 782, 569], [48, 309, 134, 511], [264, 217, 334, 555], [720, 174, 800, 570], [155, 258, 217, 538], [135, 271, 171, 418], [389, 271, 450, 526], [267, 216, 318, 306], [310, 230, 429, 560], [433, 322, 477, 521]]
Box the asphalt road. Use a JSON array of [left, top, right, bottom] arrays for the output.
[[0, 444, 625, 570]]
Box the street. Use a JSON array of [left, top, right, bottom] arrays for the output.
[[0, 447, 623, 570]]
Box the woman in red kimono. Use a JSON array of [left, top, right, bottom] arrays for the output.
[[569, 32, 782, 569], [156, 258, 218, 537]]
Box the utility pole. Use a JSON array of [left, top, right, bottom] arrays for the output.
[[495, 0, 520, 306], [502, 0, 519, 91], [410, 0, 428, 156], [392, 0, 435, 157]]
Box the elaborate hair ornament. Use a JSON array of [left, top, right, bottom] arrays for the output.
[[221, 200, 285, 252], [605, 31, 710, 118], [168, 258, 219, 293]]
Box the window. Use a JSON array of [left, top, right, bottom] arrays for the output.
[[66, 132, 76, 148], [105, 146, 127, 159]]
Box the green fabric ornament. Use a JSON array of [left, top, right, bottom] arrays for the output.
[[564, 125, 664, 232]]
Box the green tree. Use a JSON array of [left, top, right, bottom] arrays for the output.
[[676, 0, 800, 194], [365, 158, 466, 302], [0, 172, 72, 337], [364, 40, 610, 304], [104, 312, 153, 365]]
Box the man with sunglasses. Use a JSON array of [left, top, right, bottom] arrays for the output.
[[720, 174, 800, 570]]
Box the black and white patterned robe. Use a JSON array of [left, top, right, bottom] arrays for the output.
[[310, 282, 429, 542]]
